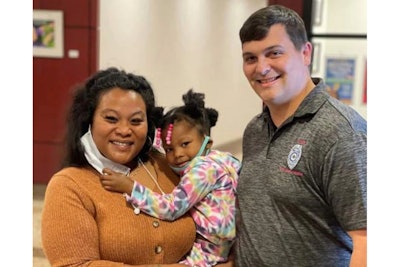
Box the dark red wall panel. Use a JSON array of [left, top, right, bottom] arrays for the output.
[[268, 0, 304, 16], [33, 0, 94, 27], [34, 143, 64, 183], [33, 0, 98, 183]]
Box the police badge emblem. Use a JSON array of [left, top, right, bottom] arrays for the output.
[[287, 144, 302, 170]]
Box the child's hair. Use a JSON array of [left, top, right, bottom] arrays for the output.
[[155, 89, 218, 137]]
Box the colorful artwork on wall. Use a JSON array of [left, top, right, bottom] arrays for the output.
[[33, 10, 64, 58], [325, 57, 356, 105]]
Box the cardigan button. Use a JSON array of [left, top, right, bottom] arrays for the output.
[[155, 245, 163, 254], [152, 221, 160, 228]]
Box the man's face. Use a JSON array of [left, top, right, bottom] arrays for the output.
[[241, 24, 312, 106]]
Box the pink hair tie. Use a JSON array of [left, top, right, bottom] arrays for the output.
[[166, 123, 173, 145]]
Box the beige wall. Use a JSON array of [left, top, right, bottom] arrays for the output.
[[99, 0, 266, 147]]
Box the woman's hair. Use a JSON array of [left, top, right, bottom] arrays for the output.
[[62, 67, 157, 167], [239, 5, 308, 51], [155, 89, 218, 137]]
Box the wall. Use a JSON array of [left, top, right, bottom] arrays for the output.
[[33, 0, 98, 183], [35, 0, 360, 183], [99, 0, 266, 148], [308, 0, 367, 119]]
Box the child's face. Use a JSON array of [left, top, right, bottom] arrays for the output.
[[161, 120, 208, 168]]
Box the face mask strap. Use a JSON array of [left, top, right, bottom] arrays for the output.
[[195, 136, 210, 157]]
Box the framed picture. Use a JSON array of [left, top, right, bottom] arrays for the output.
[[324, 57, 356, 105], [33, 10, 64, 58], [311, 42, 321, 74]]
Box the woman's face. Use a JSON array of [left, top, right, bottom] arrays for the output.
[[91, 87, 148, 165]]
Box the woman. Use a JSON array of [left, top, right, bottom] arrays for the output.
[[41, 67, 216, 266], [99, 89, 241, 267]]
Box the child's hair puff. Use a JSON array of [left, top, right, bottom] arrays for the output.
[[155, 89, 218, 137]]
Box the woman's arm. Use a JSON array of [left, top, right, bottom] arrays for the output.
[[42, 174, 123, 266]]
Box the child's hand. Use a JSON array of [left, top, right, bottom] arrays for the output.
[[100, 168, 134, 194]]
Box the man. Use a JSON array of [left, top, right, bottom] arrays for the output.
[[234, 5, 366, 267]]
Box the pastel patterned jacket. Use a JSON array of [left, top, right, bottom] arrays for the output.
[[125, 149, 241, 266]]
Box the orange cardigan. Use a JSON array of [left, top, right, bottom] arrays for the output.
[[41, 152, 196, 266]]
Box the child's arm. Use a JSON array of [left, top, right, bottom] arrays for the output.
[[126, 158, 217, 220], [100, 168, 134, 194]]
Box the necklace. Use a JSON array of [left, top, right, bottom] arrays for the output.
[[132, 158, 165, 215], [138, 158, 165, 194]]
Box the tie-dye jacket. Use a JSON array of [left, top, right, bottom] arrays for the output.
[[125, 149, 241, 266]]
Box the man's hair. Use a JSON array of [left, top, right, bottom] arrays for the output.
[[239, 5, 308, 50]]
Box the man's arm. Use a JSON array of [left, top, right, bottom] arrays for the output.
[[348, 229, 367, 267]]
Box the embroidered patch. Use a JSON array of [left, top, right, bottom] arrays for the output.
[[287, 144, 302, 170]]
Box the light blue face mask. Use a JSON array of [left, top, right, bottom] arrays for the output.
[[169, 136, 210, 175]]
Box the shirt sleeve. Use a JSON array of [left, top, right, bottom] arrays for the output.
[[323, 132, 367, 231], [127, 157, 218, 220]]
